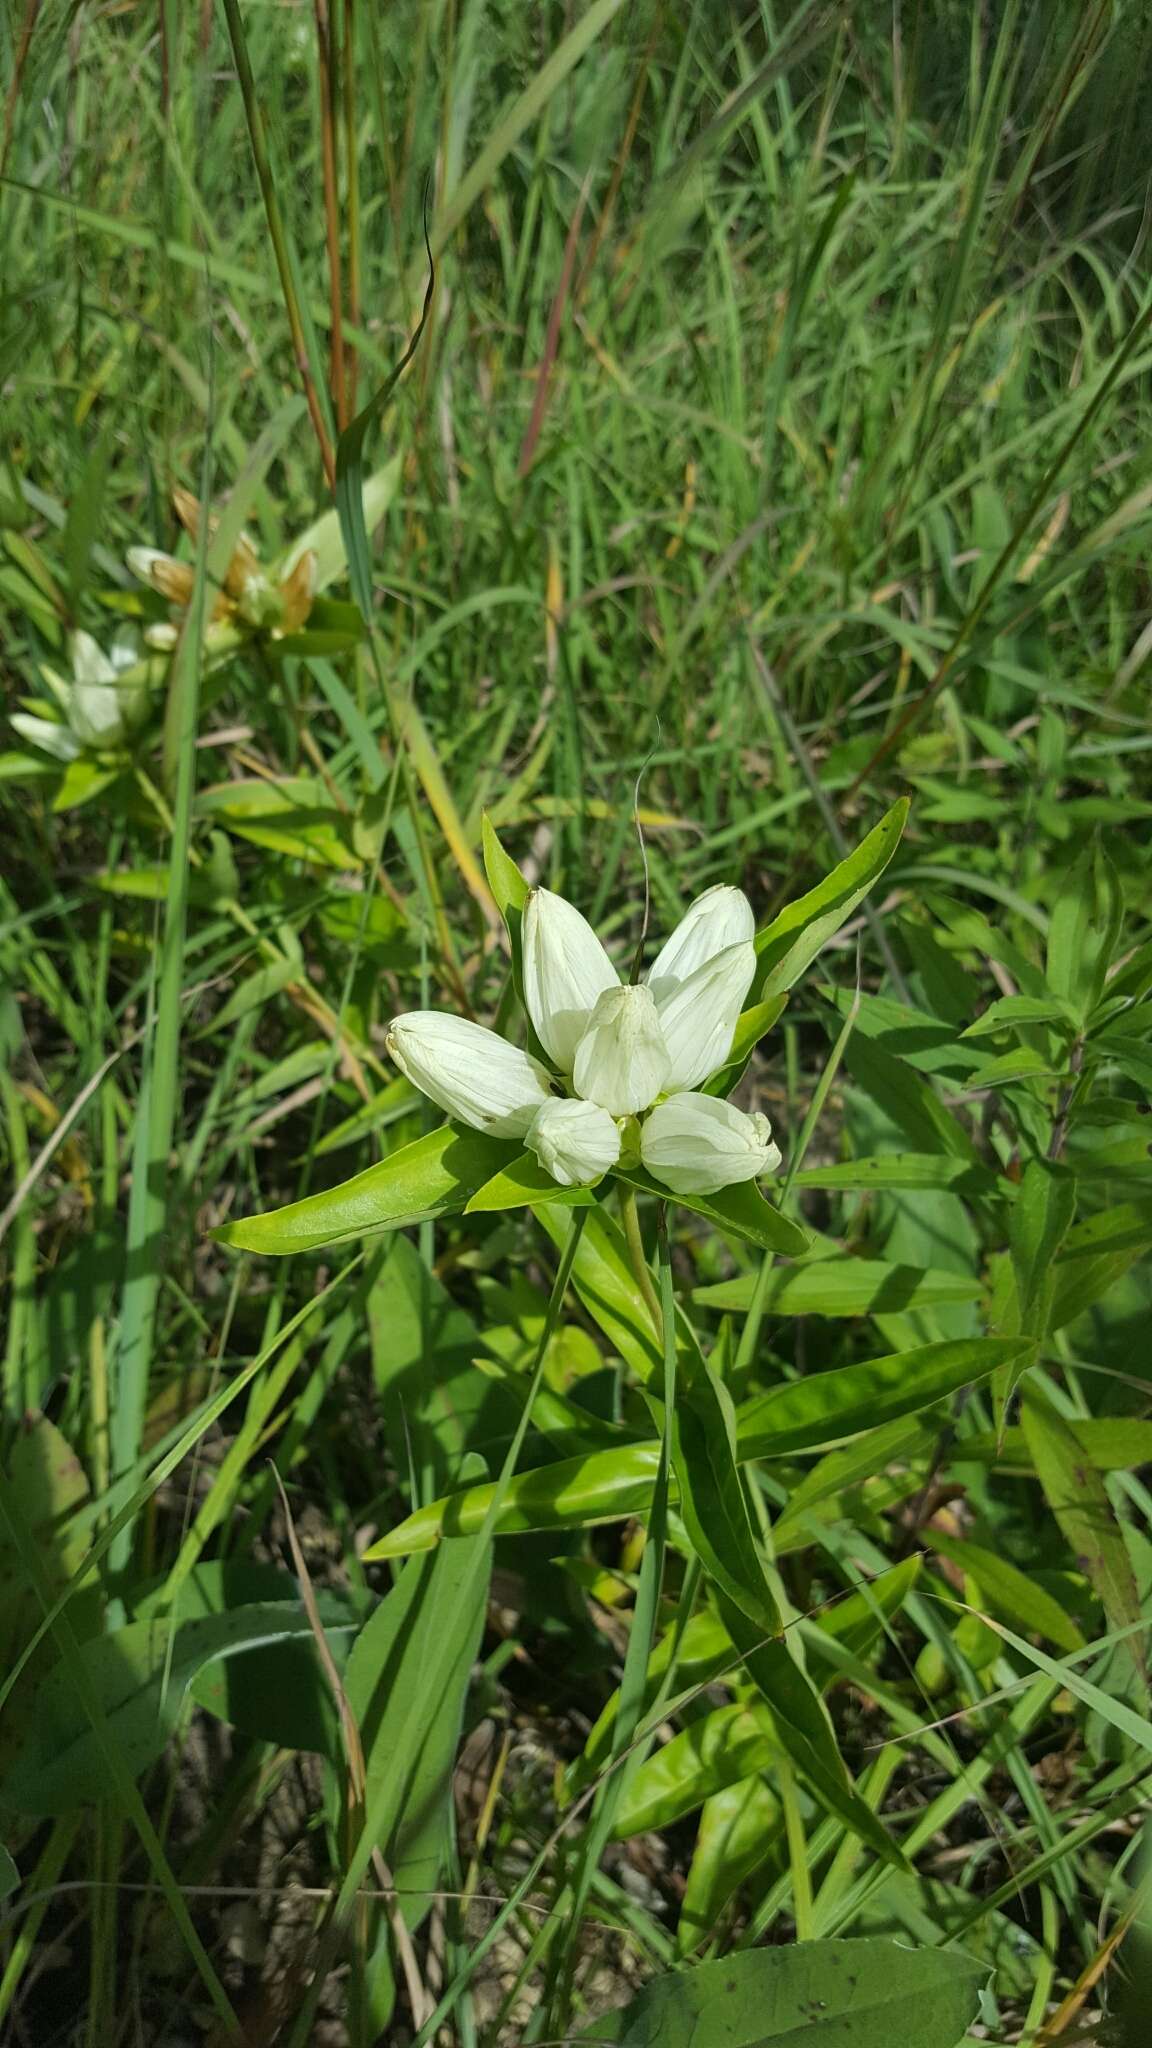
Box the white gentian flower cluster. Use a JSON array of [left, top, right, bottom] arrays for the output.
[[10, 629, 151, 762], [387, 884, 782, 1198]]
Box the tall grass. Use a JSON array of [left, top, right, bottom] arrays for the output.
[[2, 2, 1151, 2041]]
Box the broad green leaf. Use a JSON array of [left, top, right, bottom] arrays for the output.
[[669, 1341, 779, 1639], [927, 1530, 1084, 1656], [5, 1603, 361, 1814], [1049, 1246, 1147, 1331], [1046, 844, 1119, 1022], [213, 1124, 520, 1255], [718, 1593, 901, 1866], [207, 954, 300, 1033], [616, 1164, 810, 1257], [583, 1939, 986, 2048], [964, 1046, 1056, 1089], [465, 1152, 594, 1212], [362, 1440, 663, 1559], [790, 1154, 1000, 1196], [1020, 1389, 1146, 1694], [147, 1563, 370, 1754], [823, 986, 985, 1076], [962, 995, 1077, 1038], [695, 1258, 983, 1318], [614, 1702, 776, 1838], [1009, 1158, 1076, 1334], [534, 1203, 662, 1382], [279, 454, 402, 590], [1059, 1200, 1152, 1259], [736, 1339, 1030, 1460], [754, 800, 909, 998], [573, 1608, 733, 1791], [343, 1535, 488, 1938], [0, 1415, 101, 1771], [368, 1235, 513, 1491], [775, 1421, 931, 1545], [839, 1031, 978, 1162], [809, 1554, 924, 1662], [196, 776, 357, 870], [958, 1419, 1152, 1471], [676, 1776, 779, 1955], [367, 1340, 1030, 1555]]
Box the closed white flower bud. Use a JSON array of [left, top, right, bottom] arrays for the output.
[[527, 1097, 621, 1188], [522, 887, 618, 1070], [640, 1091, 782, 1196], [647, 885, 755, 1002], [387, 1012, 552, 1139], [573, 984, 671, 1116], [654, 940, 756, 1091]]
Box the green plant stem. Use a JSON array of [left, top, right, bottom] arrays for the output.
[[777, 1754, 815, 1940], [0, 1815, 78, 2027], [544, 1203, 678, 2035], [620, 1183, 663, 1336]]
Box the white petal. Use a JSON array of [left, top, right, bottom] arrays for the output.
[[109, 625, 143, 674], [647, 884, 755, 1002], [70, 630, 116, 687], [654, 940, 756, 1092], [527, 1098, 621, 1188], [572, 984, 671, 1116], [387, 1012, 552, 1138], [522, 887, 618, 1069], [9, 713, 82, 763], [641, 1092, 781, 1196], [69, 682, 126, 748]]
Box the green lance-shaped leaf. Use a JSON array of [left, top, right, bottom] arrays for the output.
[[718, 1590, 902, 1866], [666, 1329, 780, 1639], [362, 1440, 663, 1561], [695, 1257, 983, 1318], [571, 1607, 734, 1793], [616, 1164, 809, 1257], [927, 1529, 1084, 1656], [582, 1938, 987, 2048], [675, 1774, 780, 1956], [4, 1604, 362, 1815], [613, 1701, 777, 1838], [753, 798, 909, 1000], [212, 1124, 521, 1255], [534, 1201, 662, 1382], [736, 1337, 1031, 1460], [366, 1337, 1028, 1557]]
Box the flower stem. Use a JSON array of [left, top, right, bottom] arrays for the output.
[[619, 1184, 663, 1339]]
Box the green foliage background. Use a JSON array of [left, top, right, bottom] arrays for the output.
[[1, 2, 1151, 2044]]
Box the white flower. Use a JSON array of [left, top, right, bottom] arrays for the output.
[[647, 884, 754, 1001], [523, 881, 754, 1104], [527, 1098, 620, 1187], [655, 940, 757, 1091], [388, 874, 780, 1196], [523, 887, 617, 1069], [68, 629, 148, 749], [572, 984, 672, 1116], [11, 629, 150, 760], [640, 1092, 782, 1196], [386, 1012, 552, 1139]]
